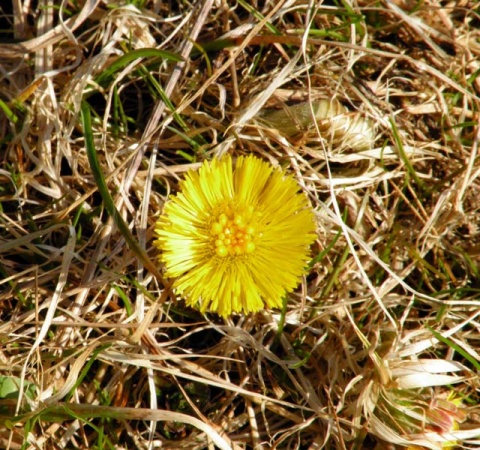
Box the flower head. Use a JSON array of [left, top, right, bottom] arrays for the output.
[[154, 155, 317, 317]]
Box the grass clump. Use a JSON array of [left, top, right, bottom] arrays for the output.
[[0, 0, 479, 449]]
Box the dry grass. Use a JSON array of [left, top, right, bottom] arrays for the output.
[[1, 0, 480, 449]]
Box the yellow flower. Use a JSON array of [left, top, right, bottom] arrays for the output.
[[154, 155, 317, 317]]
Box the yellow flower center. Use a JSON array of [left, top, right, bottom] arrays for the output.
[[210, 212, 256, 257]]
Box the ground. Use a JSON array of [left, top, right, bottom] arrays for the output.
[[0, 1, 479, 449]]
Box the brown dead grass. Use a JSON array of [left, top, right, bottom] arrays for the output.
[[1, 0, 480, 449]]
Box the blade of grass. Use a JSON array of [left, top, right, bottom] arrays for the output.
[[9, 403, 232, 450], [237, 0, 280, 35], [0, 99, 18, 124], [390, 117, 427, 193], [65, 344, 112, 402], [94, 48, 183, 88], [427, 326, 480, 371], [274, 295, 288, 348], [80, 100, 165, 285]]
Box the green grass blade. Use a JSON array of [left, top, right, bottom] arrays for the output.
[[0, 99, 18, 124], [427, 326, 480, 371], [390, 117, 427, 193], [80, 101, 165, 284], [94, 48, 183, 87]]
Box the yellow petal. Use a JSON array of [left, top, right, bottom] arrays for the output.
[[155, 155, 317, 317]]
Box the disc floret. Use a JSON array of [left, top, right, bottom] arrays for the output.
[[211, 211, 256, 257]]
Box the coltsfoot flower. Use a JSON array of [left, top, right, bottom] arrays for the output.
[[154, 155, 317, 317]]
